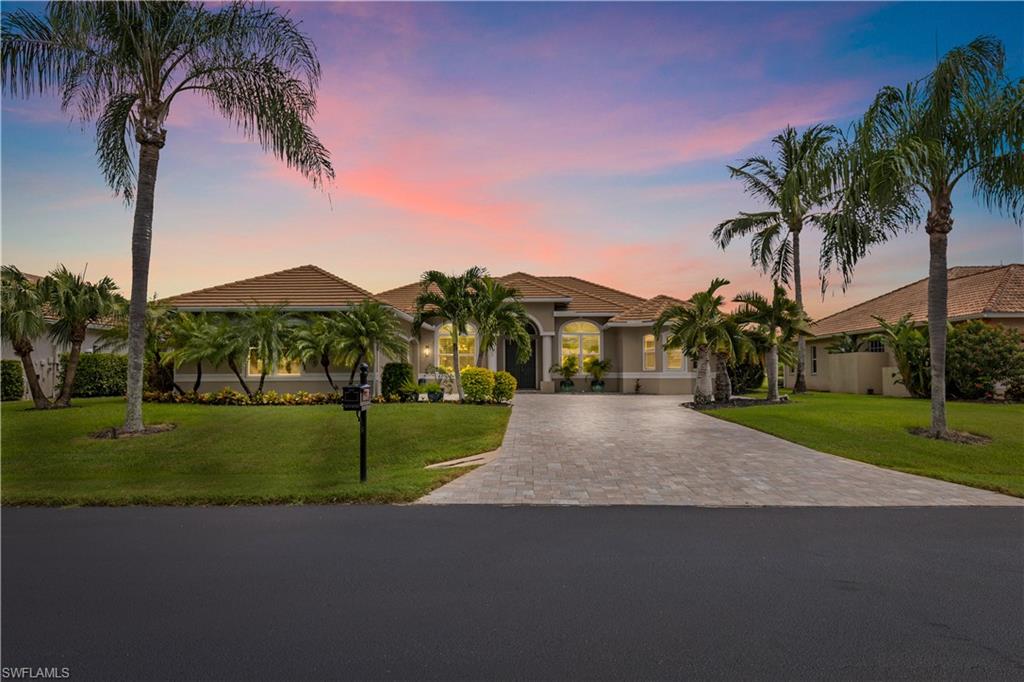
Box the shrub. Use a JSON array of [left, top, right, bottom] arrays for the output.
[[1, 360, 25, 401], [59, 352, 128, 397], [143, 388, 344, 406], [947, 321, 1024, 400], [461, 366, 495, 403], [381, 362, 414, 402], [729, 360, 765, 394], [493, 371, 517, 403]]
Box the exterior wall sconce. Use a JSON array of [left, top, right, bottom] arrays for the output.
[[423, 346, 431, 356]]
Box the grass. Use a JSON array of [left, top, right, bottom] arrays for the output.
[[706, 390, 1024, 497], [0, 397, 511, 506]]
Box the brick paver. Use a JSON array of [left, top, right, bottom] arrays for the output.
[[418, 394, 1022, 506]]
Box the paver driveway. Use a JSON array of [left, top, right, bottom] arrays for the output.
[[419, 394, 1021, 506]]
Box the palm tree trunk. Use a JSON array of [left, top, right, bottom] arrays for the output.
[[348, 351, 366, 385], [321, 354, 337, 390], [926, 198, 951, 437], [258, 371, 267, 394], [227, 357, 253, 398], [714, 352, 732, 402], [193, 361, 203, 393], [767, 344, 780, 401], [695, 347, 713, 404], [15, 346, 49, 409], [452, 329, 464, 401], [792, 226, 808, 394], [124, 137, 164, 432], [56, 339, 83, 407]]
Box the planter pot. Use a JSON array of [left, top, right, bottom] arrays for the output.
[[590, 380, 605, 393], [427, 391, 443, 403], [399, 391, 418, 403], [559, 380, 575, 393]]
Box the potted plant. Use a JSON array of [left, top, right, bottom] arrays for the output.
[[399, 379, 421, 403], [584, 357, 612, 392], [423, 381, 444, 403], [549, 355, 579, 393]]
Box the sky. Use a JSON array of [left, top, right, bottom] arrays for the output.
[[2, 1, 1022, 318]]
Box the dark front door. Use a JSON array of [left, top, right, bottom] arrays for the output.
[[505, 335, 537, 390]]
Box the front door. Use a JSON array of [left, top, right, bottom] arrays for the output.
[[505, 335, 537, 390]]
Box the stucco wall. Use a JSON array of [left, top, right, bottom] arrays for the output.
[[1, 326, 109, 399]]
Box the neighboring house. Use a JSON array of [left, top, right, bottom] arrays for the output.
[[0, 272, 119, 399], [162, 265, 700, 394], [784, 265, 1024, 396]]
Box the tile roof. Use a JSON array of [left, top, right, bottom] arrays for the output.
[[608, 294, 689, 323], [535, 275, 646, 311], [498, 272, 571, 299], [162, 265, 375, 310], [374, 280, 431, 314], [810, 264, 1024, 338]]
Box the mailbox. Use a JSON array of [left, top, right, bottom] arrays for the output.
[[342, 384, 371, 411]]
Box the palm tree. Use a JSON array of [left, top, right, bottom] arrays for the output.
[[864, 315, 930, 399], [40, 265, 122, 407], [848, 36, 1022, 438], [413, 267, 487, 402], [471, 277, 531, 367], [713, 315, 757, 402], [654, 278, 734, 405], [99, 299, 180, 393], [2, 2, 333, 431], [1, 266, 51, 408], [236, 306, 295, 394], [162, 311, 216, 393], [187, 314, 253, 397], [733, 283, 811, 402], [712, 125, 837, 394], [333, 300, 408, 385], [290, 313, 348, 391]]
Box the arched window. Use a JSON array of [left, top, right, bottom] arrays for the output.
[[643, 334, 656, 371], [438, 323, 476, 372], [561, 321, 600, 370]]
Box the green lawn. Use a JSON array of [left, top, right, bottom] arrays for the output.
[[707, 391, 1024, 497], [1, 398, 510, 506]]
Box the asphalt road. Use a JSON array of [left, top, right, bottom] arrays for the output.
[[2, 506, 1022, 680]]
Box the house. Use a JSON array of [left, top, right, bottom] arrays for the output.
[[0, 272, 120, 399], [784, 264, 1024, 396], [162, 265, 700, 394]]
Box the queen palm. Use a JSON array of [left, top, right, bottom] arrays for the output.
[[1, 266, 50, 408], [654, 278, 733, 405], [40, 265, 122, 407], [471, 277, 531, 367], [733, 283, 810, 402], [413, 267, 487, 402], [712, 125, 836, 394], [2, 1, 333, 431], [850, 36, 1022, 438], [334, 300, 408, 386]]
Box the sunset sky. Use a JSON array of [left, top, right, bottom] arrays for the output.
[[2, 1, 1021, 318]]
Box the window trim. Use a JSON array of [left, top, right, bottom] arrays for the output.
[[558, 320, 601, 375]]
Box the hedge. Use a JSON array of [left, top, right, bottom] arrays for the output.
[[947, 321, 1024, 400], [145, 388, 343, 406], [461, 366, 495, 403], [59, 352, 128, 397], [381, 362, 414, 402], [1, 360, 24, 401], [493, 370, 517, 403]]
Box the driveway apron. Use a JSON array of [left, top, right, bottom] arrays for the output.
[[418, 394, 1021, 506]]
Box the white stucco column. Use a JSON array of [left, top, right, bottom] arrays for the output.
[[542, 335, 552, 382]]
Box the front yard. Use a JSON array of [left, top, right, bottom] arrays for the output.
[[707, 391, 1024, 497], [0, 398, 510, 506]]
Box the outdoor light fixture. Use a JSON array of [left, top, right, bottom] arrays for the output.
[[423, 346, 431, 356]]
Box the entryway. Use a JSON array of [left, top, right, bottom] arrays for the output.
[[503, 323, 537, 390]]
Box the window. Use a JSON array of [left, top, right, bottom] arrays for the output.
[[438, 323, 476, 372], [560, 321, 600, 370], [811, 345, 818, 374], [866, 340, 884, 353], [666, 347, 683, 370], [643, 334, 656, 371], [248, 350, 303, 376]]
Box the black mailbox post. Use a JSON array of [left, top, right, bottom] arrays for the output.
[[342, 363, 371, 482]]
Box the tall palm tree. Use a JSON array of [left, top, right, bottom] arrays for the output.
[[712, 125, 837, 394], [654, 278, 733, 405], [1, 266, 50, 408], [236, 305, 295, 394], [849, 36, 1022, 438], [333, 300, 408, 385], [413, 267, 487, 402], [40, 265, 122, 407], [733, 283, 811, 402], [290, 313, 348, 391], [471, 277, 532, 367], [2, 1, 333, 431]]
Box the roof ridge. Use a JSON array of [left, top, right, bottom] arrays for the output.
[[547, 275, 646, 303], [534, 276, 629, 309], [948, 264, 1011, 281], [810, 273, 929, 326], [498, 271, 571, 298], [981, 264, 1016, 312], [164, 264, 317, 301], [375, 280, 422, 297], [306, 264, 375, 299]]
